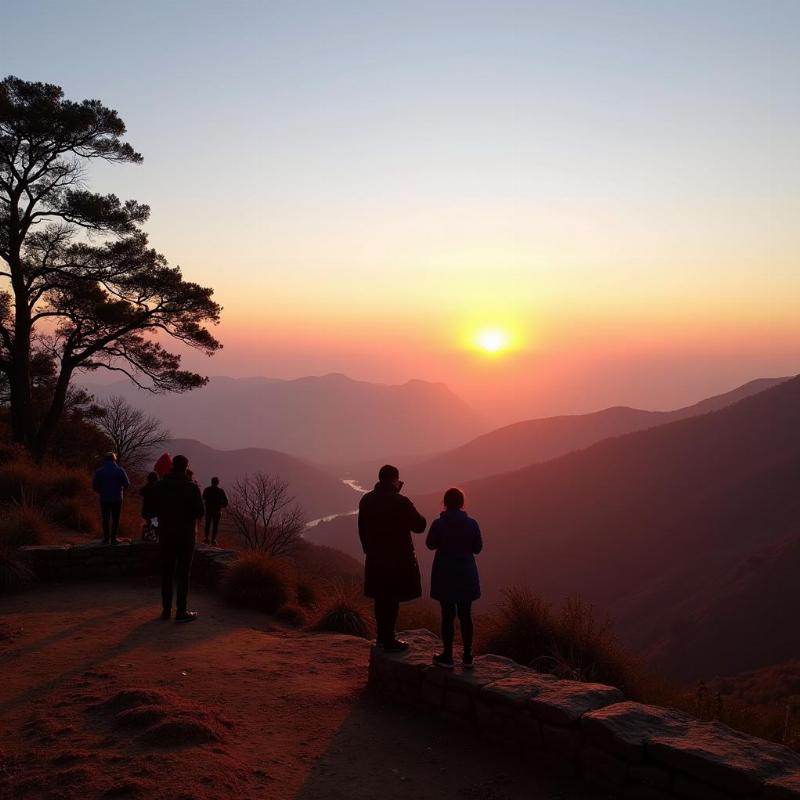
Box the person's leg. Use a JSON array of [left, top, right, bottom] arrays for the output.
[[374, 597, 400, 645], [109, 501, 122, 542], [211, 512, 220, 544], [456, 601, 474, 656], [175, 540, 196, 616], [100, 501, 111, 543], [440, 602, 456, 657], [161, 542, 177, 615], [203, 514, 211, 543]]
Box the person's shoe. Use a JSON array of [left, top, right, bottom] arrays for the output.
[[160, 608, 171, 620], [175, 611, 198, 624], [382, 639, 410, 653], [433, 652, 454, 669], [462, 652, 474, 669]]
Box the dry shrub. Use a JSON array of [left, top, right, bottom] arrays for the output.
[[0, 548, 34, 594], [310, 582, 372, 639], [398, 598, 441, 634], [49, 498, 97, 533], [0, 506, 51, 548], [480, 588, 642, 696], [221, 552, 290, 613], [274, 603, 307, 628], [295, 580, 317, 609]]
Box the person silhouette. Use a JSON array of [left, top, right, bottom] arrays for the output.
[[202, 477, 228, 546], [152, 454, 205, 623], [139, 471, 159, 541], [426, 487, 483, 669], [358, 464, 426, 651], [92, 452, 130, 545]]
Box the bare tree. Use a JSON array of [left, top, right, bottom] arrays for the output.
[[228, 472, 305, 556], [98, 395, 169, 472]]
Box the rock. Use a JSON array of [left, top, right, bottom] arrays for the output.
[[582, 701, 692, 762], [528, 679, 623, 725], [480, 670, 556, 708], [765, 772, 800, 799], [650, 719, 800, 796], [380, 630, 439, 685]]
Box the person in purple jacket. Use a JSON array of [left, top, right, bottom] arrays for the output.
[[426, 487, 483, 669]]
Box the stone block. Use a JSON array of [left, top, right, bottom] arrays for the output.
[[581, 743, 629, 788], [582, 701, 694, 763], [672, 773, 736, 800], [528, 679, 623, 725], [444, 688, 473, 716], [480, 671, 556, 709], [540, 722, 581, 758], [629, 763, 672, 790], [623, 785, 673, 800], [764, 773, 800, 799], [421, 680, 445, 708], [650, 719, 800, 797]]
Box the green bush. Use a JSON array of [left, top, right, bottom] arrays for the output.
[[221, 553, 289, 613], [0, 506, 51, 548]]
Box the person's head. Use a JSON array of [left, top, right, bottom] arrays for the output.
[[104, 451, 117, 462], [172, 454, 189, 473], [211, 477, 219, 486], [147, 471, 158, 484], [443, 487, 465, 511], [378, 464, 403, 491]]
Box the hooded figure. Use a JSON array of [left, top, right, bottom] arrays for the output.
[[358, 464, 426, 650]]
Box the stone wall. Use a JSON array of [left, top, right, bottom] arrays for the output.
[[17, 541, 238, 584], [368, 630, 800, 800]]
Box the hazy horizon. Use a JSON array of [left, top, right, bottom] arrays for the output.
[[5, 0, 798, 424]]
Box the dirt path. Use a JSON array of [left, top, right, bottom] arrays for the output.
[[0, 580, 602, 800]]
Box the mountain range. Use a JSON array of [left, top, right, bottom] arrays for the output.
[[306, 375, 800, 684], [89, 374, 486, 463], [162, 438, 360, 521]]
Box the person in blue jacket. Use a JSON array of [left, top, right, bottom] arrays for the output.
[[426, 487, 483, 669], [92, 452, 130, 544]]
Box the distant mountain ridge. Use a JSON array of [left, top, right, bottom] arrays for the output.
[[164, 438, 360, 520], [410, 374, 800, 683], [88, 373, 487, 463], [401, 377, 790, 492]]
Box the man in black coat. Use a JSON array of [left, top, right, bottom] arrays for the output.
[[152, 454, 205, 623], [358, 464, 426, 651], [202, 476, 228, 545]]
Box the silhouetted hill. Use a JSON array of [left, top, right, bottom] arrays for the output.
[[404, 375, 800, 684], [164, 438, 360, 520], [400, 377, 789, 492], [91, 374, 486, 463]]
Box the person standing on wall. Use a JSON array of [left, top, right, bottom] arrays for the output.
[[202, 477, 228, 546], [153, 454, 205, 623], [358, 464, 427, 651], [92, 452, 130, 545]]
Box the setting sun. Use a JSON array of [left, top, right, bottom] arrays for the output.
[[475, 328, 511, 354]]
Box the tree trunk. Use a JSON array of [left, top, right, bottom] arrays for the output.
[[9, 305, 33, 450], [31, 363, 72, 463]]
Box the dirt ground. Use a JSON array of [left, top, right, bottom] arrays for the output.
[[0, 579, 603, 800]]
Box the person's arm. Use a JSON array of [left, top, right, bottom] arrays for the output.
[[220, 490, 228, 508], [425, 519, 440, 551], [120, 469, 130, 490], [405, 498, 426, 534], [357, 498, 369, 554], [192, 485, 205, 519], [472, 520, 483, 554]]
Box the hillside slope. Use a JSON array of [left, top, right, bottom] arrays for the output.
[[407, 376, 800, 683], [92, 374, 486, 463], [165, 438, 360, 520], [402, 377, 788, 492]]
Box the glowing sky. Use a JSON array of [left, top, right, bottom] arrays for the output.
[[5, 1, 799, 423]]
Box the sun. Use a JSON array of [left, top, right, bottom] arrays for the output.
[[474, 328, 510, 354]]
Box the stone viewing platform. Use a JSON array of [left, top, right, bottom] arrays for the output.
[[18, 541, 238, 584], [368, 630, 800, 799]]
